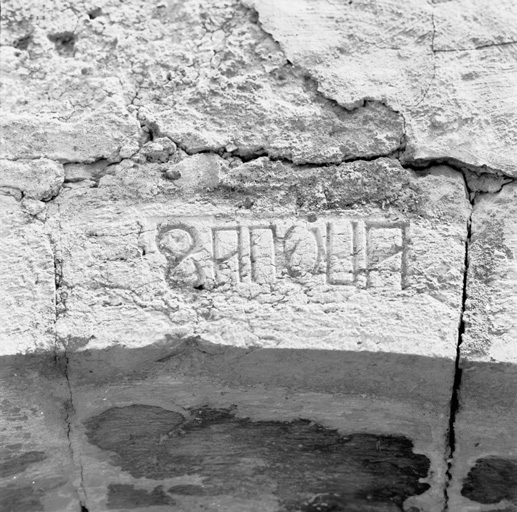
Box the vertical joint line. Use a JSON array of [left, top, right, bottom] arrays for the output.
[[444, 174, 474, 508]]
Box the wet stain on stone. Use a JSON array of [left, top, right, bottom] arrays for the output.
[[6, 443, 23, 450], [462, 456, 517, 505], [0, 484, 45, 512], [85, 405, 430, 510], [107, 484, 175, 509], [0, 451, 47, 478], [168, 484, 208, 496], [0, 477, 67, 512]]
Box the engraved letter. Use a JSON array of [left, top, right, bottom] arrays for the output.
[[157, 224, 205, 287], [284, 225, 321, 278], [212, 226, 242, 284], [249, 226, 276, 284], [366, 222, 409, 290], [326, 220, 355, 285]]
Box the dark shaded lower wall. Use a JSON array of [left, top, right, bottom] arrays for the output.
[[447, 361, 517, 511], [1, 344, 516, 511], [87, 404, 430, 511], [0, 354, 79, 512], [67, 337, 457, 408]]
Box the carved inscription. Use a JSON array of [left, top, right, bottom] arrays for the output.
[[156, 218, 410, 290]]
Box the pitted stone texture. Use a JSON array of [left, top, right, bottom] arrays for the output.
[[48, 160, 469, 376], [0, 0, 403, 167], [0, 100, 141, 163], [0, 195, 56, 355], [1, 0, 515, 172], [405, 46, 517, 176], [245, 0, 517, 176], [462, 182, 517, 364], [146, 98, 403, 164], [0, 159, 64, 201], [448, 182, 517, 512]]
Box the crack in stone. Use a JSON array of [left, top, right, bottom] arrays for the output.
[[443, 171, 472, 510], [61, 349, 89, 512], [49, 211, 89, 511], [413, 4, 437, 109], [43, 150, 512, 509], [435, 40, 517, 52]]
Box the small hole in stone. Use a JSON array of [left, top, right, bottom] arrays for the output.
[[88, 7, 103, 19], [14, 34, 32, 50], [249, 9, 259, 24], [194, 284, 205, 290], [243, 197, 254, 209], [48, 31, 77, 56]]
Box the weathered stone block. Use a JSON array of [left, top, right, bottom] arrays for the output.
[[245, 0, 517, 176], [448, 182, 517, 511], [50, 160, 469, 362], [0, 195, 56, 355], [0, 100, 141, 163], [39, 158, 470, 510], [0, 158, 64, 201], [2, 0, 514, 508]]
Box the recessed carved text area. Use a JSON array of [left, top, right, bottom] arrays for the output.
[[156, 217, 410, 291]]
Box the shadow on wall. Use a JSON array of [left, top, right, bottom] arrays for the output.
[[63, 335, 457, 407], [0, 339, 516, 511]]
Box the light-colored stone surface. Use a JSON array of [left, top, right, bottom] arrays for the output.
[[49, 159, 469, 362], [0, 0, 404, 166], [0, 102, 141, 163], [448, 183, 517, 511], [463, 183, 517, 365], [0, 158, 64, 201], [0, 195, 56, 356], [245, 0, 517, 176], [1, 0, 516, 509]]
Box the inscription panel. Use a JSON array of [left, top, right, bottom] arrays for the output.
[[156, 217, 410, 290]]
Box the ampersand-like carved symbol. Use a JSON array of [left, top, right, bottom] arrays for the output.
[[156, 224, 204, 288]]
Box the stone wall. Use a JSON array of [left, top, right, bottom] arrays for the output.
[[0, 1, 516, 511]]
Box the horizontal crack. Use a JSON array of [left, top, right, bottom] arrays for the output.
[[435, 40, 517, 52], [400, 155, 516, 184]]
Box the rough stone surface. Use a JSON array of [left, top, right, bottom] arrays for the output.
[[1, 0, 516, 510], [0, 102, 141, 163], [0, 195, 56, 355], [0, 158, 64, 201], [244, 0, 517, 176], [49, 159, 469, 363], [462, 183, 517, 364], [448, 183, 517, 511]]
